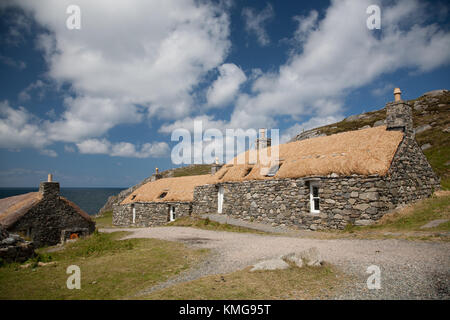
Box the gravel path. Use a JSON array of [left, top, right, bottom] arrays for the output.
[[101, 227, 450, 299]]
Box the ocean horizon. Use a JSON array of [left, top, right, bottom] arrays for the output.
[[0, 187, 126, 215]]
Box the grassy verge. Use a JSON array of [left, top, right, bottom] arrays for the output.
[[336, 191, 450, 240], [142, 263, 347, 300], [167, 216, 268, 234], [93, 210, 114, 228], [0, 231, 207, 299]]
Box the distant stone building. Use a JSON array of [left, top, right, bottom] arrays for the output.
[[113, 89, 440, 230], [0, 175, 95, 247]]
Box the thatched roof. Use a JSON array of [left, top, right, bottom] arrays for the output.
[[121, 175, 216, 204], [123, 126, 403, 204], [213, 125, 403, 182], [0, 192, 42, 228], [0, 192, 92, 229]]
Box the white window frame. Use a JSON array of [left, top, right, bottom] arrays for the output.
[[169, 205, 176, 222], [218, 186, 224, 214], [309, 182, 320, 213], [132, 205, 136, 224]]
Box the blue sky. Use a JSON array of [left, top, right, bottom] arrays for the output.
[[0, 0, 449, 187]]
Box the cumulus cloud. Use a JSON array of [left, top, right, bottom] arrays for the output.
[[206, 63, 247, 108], [0, 100, 49, 150], [6, 0, 231, 151], [76, 139, 169, 158], [230, 0, 450, 133], [242, 3, 274, 46]]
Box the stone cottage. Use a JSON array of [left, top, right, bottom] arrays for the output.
[[113, 89, 440, 230], [0, 175, 95, 247]]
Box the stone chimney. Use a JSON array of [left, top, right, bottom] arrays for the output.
[[211, 157, 223, 175], [150, 167, 163, 182], [39, 174, 60, 199], [386, 88, 413, 138], [256, 128, 271, 150]]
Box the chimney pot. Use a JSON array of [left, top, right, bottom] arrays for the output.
[[394, 87, 402, 102], [48, 174, 53, 182], [155, 167, 159, 174]]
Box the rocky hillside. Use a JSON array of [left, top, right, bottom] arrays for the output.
[[290, 89, 450, 189], [97, 164, 213, 215]]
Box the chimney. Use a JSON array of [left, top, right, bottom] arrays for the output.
[[211, 157, 223, 175], [386, 87, 413, 138], [150, 167, 163, 181], [39, 173, 60, 199], [256, 128, 271, 150]]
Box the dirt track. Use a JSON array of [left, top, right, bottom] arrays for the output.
[[101, 226, 450, 299]]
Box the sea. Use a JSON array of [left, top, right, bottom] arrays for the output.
[[0, 187, 126, 216]]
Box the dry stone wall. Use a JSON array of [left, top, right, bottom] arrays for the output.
[[193, 175, 392, 230], [113, 202, 191, 227]]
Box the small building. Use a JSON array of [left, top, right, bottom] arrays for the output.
[[113, 174, 215, 227], [113, 89, 440, 230], [0, 175, 95, 247]]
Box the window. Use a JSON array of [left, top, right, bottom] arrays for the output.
[[266, 162, 283, 177], [244, 166, 253, 177], [131, 195, 136, 200], [309, 182, 320, 213], [158, 192, 168, 199]]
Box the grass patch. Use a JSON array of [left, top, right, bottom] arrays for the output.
[[93, 210, 114, 228], [167, 216, 267, 234], [172, 164, 212, 177], [143, 263, 347, 300], [0, 231, 207, 299]]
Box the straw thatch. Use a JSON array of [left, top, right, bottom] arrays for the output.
[[0, 192, 42, 228], [123, 126, 403, 204], [121, 174, 215, 204], [0, 192, 92, 228], [212, 126, 403, 182]]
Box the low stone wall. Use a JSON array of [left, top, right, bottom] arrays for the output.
[[193, 175, 392, 230], [113, 201, 192, 227], [0, 226, 35, 264]]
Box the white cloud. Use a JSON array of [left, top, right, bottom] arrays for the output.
[[242, 4, 274, 46], [0, 100, 49, 150], [76, 139, 169, 158], [0, 54, 26, 69], [10, 0, 230, 143], [206, 63, 247, 108], [230, 0, 450, 131]]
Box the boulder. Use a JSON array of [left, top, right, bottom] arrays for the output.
[[282, 247, 323, 267], [250, 258, 290, 272], [423, 89, 447, 97], [419, 219, 449, 229], [421, 143, 432, 151], [414, 124, 432, 134]]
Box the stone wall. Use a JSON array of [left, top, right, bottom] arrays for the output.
[[386, 135, 440, 205], [193, 175, 393, 230], [10, 195, 95, 248], [0, 226, 35, 264], [113, 201, 192, 227]]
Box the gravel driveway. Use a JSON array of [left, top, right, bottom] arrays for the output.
[[101, 226, 450, 299]]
